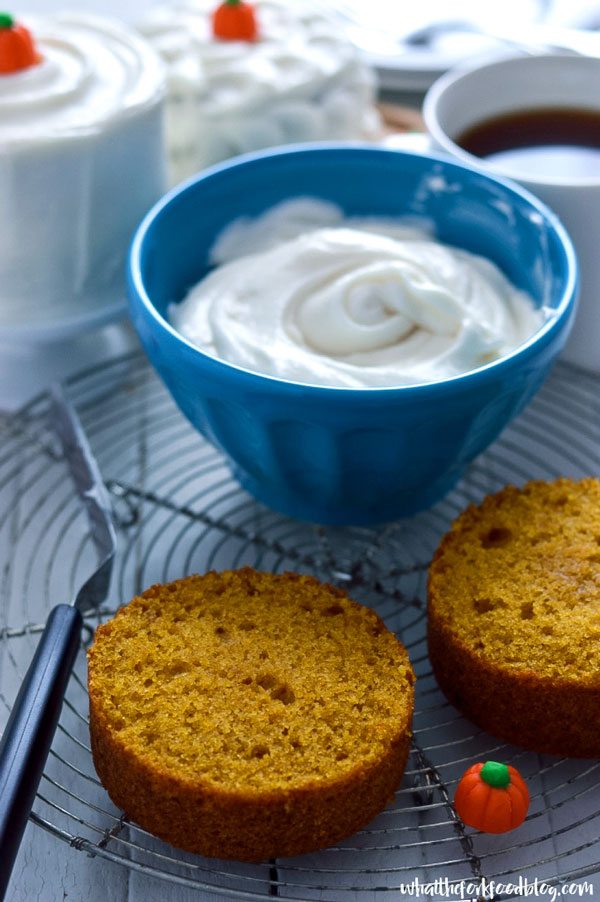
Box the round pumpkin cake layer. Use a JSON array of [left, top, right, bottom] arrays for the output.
[[428, 478, 600, 757], [88, 569, 415, 860]]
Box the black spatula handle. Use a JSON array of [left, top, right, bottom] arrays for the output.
[[0, 604, 82, 900]]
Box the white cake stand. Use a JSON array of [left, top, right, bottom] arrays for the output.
[[0, 298, 138, 411]]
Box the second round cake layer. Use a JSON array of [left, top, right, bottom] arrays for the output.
[[428, 478, 600, 757]]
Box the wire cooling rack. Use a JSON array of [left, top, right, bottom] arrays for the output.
[[1, 351, 600, 900]]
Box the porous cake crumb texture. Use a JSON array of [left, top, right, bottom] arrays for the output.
[[88, 569, 414, 859], [428, 478, 600, 757]]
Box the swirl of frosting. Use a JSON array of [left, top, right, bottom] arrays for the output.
[[293, 256, 465, 356], [0, 13, 164, 145], [170, 201, 545, 388]]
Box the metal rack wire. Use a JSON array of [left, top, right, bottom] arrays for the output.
[[1, 351, 600, 900]]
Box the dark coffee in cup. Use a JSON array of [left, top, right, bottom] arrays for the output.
[[423, 53, 600, 371], [456, 107, 600, 179]]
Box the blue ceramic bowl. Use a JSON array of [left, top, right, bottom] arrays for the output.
[[128, 146, 577, 525]]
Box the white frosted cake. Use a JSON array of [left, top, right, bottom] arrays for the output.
[[139, 0, 380, 184], [0, 12, 166, 332]]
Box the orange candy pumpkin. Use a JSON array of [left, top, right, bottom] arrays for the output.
[[454, 761, 529, 834], [0, 13, 40, 75], [212, 0, 258, 42]]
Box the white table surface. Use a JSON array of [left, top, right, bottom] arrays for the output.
[[3, 2, 600, 901]]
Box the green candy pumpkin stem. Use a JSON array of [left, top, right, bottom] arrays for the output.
[[0, 12, 15, 29], [480, 761, 511, 789]]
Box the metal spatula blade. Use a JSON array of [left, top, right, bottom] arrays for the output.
[[50, 385, 116, 611], [0, 384, 116, 900]]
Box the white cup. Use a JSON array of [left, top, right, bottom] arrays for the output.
[[423, 53, 600, 372]]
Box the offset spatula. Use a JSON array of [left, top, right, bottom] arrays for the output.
[[0, 385, 116, 900]]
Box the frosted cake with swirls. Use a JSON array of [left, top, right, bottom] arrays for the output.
[[0, 12, 165, 329], [139, 0, 379, 184]]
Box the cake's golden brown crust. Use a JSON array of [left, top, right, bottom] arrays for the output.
[[88, 569, 414, 860], [428, 478, 600, 757]]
